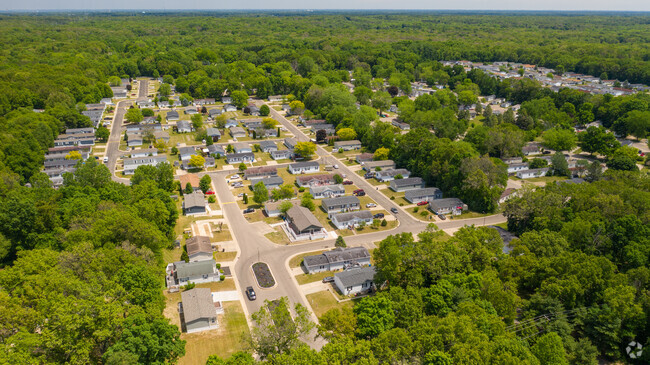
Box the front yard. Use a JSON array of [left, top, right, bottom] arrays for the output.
[[306, 290, 356, 318]]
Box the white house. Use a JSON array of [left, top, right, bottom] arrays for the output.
[[375, 168, 410, 182], [302, 247, 371, 274], [288, 161, 319, 174], [334, 266, 376, 296], [516, 168, 549, 179], [123, 155, 167, 175], [310, 184, 345, 199], [331, 211, 374, 230]]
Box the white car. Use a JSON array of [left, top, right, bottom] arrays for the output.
[[366, 203, 376, 208], [103, 156, 109, 163], [333, 164, 339, 169], [230, 175, 240, 180]]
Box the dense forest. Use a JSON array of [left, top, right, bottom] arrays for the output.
[[0, 11, 649, 365]]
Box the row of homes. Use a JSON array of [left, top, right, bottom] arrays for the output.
[[303, 247, 376, 295], [43, 128, 97, 186]]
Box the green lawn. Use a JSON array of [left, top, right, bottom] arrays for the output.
[[213, 251, 237, 261], [296, 270, 337, 285], [515, 175, 567, 184], [306, 290, 356, 318], [265, 228, 291, 245], [177, 301, 250, 365], [289, 250, 326, 268], [405, 206, 437, 222], [379, 188, 410, 206]]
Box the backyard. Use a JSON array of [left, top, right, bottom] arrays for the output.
[[306, 290, 356, 318]]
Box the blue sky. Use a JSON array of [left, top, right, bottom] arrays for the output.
[[1, 0, 649, 11]]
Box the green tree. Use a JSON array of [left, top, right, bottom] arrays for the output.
[[542, 128, 577, 151], [336, 128, 357, 141], [191, 113, 203, 129], [278, 201, 293, 215], [354, 295, 395, 339], [259, 104, 270, 116], [532, 332, 569, 365], [96, 126, 110, 142], [242, 193, 248, 204], [551, 151, 570, 176], [373, 147, 390, 161], [289, 100, 305, 115], [529, 158, 548, 169], [199, 175, 212, 193], [238, 163, 247, 173], [158, 83, 171, 97], [184, 182, 193, 194], [249, 297, 315, 359], [125, 108, 143, 124], [262, 117, 277, 129], [300, 193, 315, 211], [585, 161, 603, 182], [189, 154, 205, 168], [141, 108, 154, 117], [253, 181, 269, 205], [578, 126, 620, 156], [372, 91, 392, 114], [294, 142, 316, 158], [335, 235, 346, 248], [333, 174, 343, 184], [272, 184, 295, 201], [230, 90, 249, 109]]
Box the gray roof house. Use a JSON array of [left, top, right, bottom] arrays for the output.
[[321, 196, 361, 218], [180, 288, 219, 333], [389, 177, 424, 192], [404, 187, 443, 204], [66, 127, 94, 134], [375, 168, 410, 182], [130, 148, 158, 158], [284, 137, 297, 150], [516, 168, 549, 179], [331, 210, 374, 230], [183, 191, 206, 215], [207, 144, 225, 157], [186, 236, 213, 262], [221, 96, 232, 104], [507, 162, 529, 174], [242, 120, 263, 129], [334, 266, 376, 296], [206, 128, 221, 141], [355, 153, 375, 164], [250, 176, 284, 190], [173, 259, 218, 285], [177, 120, 192, 133], [224, 104, 237, 112], [178, 146, 198, 161], [334, 140, 362, 151], [225, 119, 238, 128], [244, 166, 278, 179], [233, 143, 252, 154], [302, 246, 371, 274], [288, 161, 320, 174], [310, 184, 345, 199], [123, 155, 168, 175], [126, 132, 143, 147], [230, 127, 247, 138], [363, 160, 396, 171], [428, 198, 467, 215], [167, 110, 180, 121], [258, 140, 278, 153], [209, 108, 223, 117], [225, 152, 255, 164], [285, 206, 326, 241], [270, 149, 292, 160]]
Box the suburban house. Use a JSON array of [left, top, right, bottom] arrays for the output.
[[502, 157, 523, 164], [123, 155, 167, 175], [194, 98, 216, 106], [130, 148, 158, 158], [284, 137, 297, 150], [271, 150, 292, 160], [233, 143, 252, 154], [44, 159, 78, 170], [517, 168, 549, 179], [224, 104, 237, 112], [126, 132, 143, 147], [334, 266, 376, 296], [499, 188, 518, 204], [204, 157, 215, 168], [167, 110, 179, 121], [321, 196, 361, 218], [179, 173, 201, 191], [302, 247, 371, 274], [222, 96, 232, 104], [171, 259, 219, 285], [522, 143, 541, 156], [66, 127, 94, 134], [362, 160, 396, 171], [225, 152, 255, 164], [209, 108, 223, 118], [244, 166, 278, 180], [310, 184, 345, 199], [206, 128, 221, 141], [389, 177, 424, 192], [404, 187, 443, 204], [331, 211, 374, 230], [375, 168, 410, 182], [207, 145, 225, 157], [392, 120, 410, 131], [180, 288, 220, 333], [288, 161, 320, 174], [355, 153, 374, 164], [183, 191, 206, 215], [251, 128, 278, 138], [137, 100, 155, 108], [264, 199, 298, 217], [507, 162, 529, 174], [177, 120, 192, 133], [153, 131, 170, 143], [250, 176, 284, 190], [179, 146, 198, 161], [311, 124, 336, 135], [225, 119, 238, 128], [296, 174, 335, 188], [258, 140, 278, 152], [269, 95, 284, 102], [428, 198, 468, 215], [243, 120, 263, 129], [230, 127, 247, 138], [334, 140, 362, 151], [186, 236, 213, 262], [285, 206, 326, 241], [185, 109, 198, 115]]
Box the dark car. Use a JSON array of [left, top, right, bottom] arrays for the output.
[[342, 180, 353, 185], [364, 173, 374, 179], [243, 207, 255, 214], [390, 207, 398, 214], [373, 213, 385, 219], [355, 191, 366, 196], [245, 286, 256, 301], [322, 276, 335, 283], [438, 214, 446, 220]]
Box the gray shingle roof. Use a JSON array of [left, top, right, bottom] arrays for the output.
[[428, 198, 464, 211], [181, 288, 215, 322], [186, 236, 212, 256], [287, 206, 323, 232], [331, 210, 373, 223], [290, 161, 319, 169], [404, 187, 441, 200], [391, 177, 423, 187], [175, 260, 215, 279], [322, 196, 360, 209], [335, 266, 376, 287], [184, 191, 205, 209]]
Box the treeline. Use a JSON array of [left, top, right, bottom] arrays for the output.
[[208, 172, 650, 364]]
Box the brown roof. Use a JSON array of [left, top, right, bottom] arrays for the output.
[[287, 206, 323, 232], [179, 173, 200, 188], [296, 174, 334, 184], [186, 236, 212, 256], [181, 288, 215, 322]]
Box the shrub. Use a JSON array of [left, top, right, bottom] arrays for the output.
[[413, 207, 419, 213], [399, 203, 404, 206], [390, 196, 395, 200], [208, 195, 216, 203], [216, 263, 221, 269], [298, 187, 306, 192], [420, 210, 429, 217], [219, 275, 225, 281], [381, 219, 387, 226]]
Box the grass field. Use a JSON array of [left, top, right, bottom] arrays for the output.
[[265, 228, 291, 245], [214, 251, 237, 261], [306, 290, 356, 318], [296, 270, 336, 285], [177, 302, 250, 365]]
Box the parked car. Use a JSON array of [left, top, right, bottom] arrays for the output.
[[245, 286, 256, 301], [230, 175, 240, 180], [333, 164, 339, 169], [438, 214, 446, 220], [355, 191, 366, 196], [342, 180, 353, 185], [353, 189, 364, 194], [322, 276, 335, 283], [364, 173, 374, 179], [205, 190, 215, 195], [390, 207, 398, 214], [103, 156, 109, 163], [243, 207, 255, 214], [366, 203, 376, 208], [373, 213, 385, 219], [416, 201, 428, 206]]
